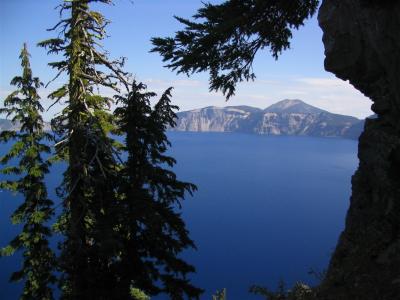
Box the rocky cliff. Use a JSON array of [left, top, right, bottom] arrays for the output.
[[173, 99, 363, 138], [0, 119, 14, 131], [318, 0, 400, 299], [0, 119, 51, 132]]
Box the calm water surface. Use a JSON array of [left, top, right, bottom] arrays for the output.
[[0, 132, 358, 299]]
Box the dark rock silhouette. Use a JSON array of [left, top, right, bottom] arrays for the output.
[[318, 0, 400, 299]]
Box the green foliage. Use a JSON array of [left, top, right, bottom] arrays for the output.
[[0, 43, 55, 300], [38, 1, 130, 298], [212, 288, 227, 300], [39, 0, 201, 299], [151, 0, 319, 99], [130, 288, 151, 300], [113, 81, 202, 299], [250, 281, 315, 300]]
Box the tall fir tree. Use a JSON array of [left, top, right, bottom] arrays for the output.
[[0, 43, 55, 300], [39, 1, 201, 299], [38, 0, 127, 298], [113, 82, 203, 299]]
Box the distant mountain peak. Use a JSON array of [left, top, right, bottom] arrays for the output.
[[188, 105, 262, 114], [274, 99, 305, 107], [172, 99, 363, 139], [264, 99, 327, 114]]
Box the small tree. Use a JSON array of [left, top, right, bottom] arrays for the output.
[[0, 43, 55, 300], [250, 281, 315, 300], [113, 81, 202, 299], [212, 288, 227, 300]]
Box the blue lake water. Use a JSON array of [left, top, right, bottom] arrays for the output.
[[0, 132, 358, 299]]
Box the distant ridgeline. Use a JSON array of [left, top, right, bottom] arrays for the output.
[[1, 99, 369, 140], [0, 118, 51, 132], [172, 99, 369, 139], [0, 118, 15, 131]]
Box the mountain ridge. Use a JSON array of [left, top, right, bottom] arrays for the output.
[[264, 99, 328, 114], [1, 100, 366, 139], [0, 119, 51, 132], [172, 99, 365, 139]]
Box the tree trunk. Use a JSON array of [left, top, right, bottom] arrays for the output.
[[65, 2, 90, 297]]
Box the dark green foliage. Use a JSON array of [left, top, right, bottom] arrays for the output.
[[0, 44, 55, 300], [249, 281, 315, 300], [39, 0, 201, 298], [130, 288, 150, 300], [38, 1, 127, 298], [151, 0, 319, 99], [113, 81, 202, 299], [212, 288, 227, 300]]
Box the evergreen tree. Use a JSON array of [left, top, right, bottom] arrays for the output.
[[39, 1, 201, 298], [113, 82, 203, 299], [151, 0, 319, 99], [0, 43, 55, 300], [38, 0, 127, 298]]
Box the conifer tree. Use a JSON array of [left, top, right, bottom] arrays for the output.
[[113, 82, 203, 299], [151, 0, 319, 99], [39, 1, 201, 299], [38, 0, 127, 298], [0, 43, 55, 300]]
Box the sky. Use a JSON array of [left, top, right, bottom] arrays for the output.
[[0, 0, 373, 120]]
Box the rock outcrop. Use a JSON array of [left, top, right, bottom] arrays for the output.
[[0, 119, 14, 131], [318, 0, 400, 299], [0, 118, 51, 132], [173, 100, 362, 138]]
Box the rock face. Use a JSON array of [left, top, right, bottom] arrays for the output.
[[173, 100, 362, 138], [318, 1, 400, 299], [0, 119, 14, 131], [0, 118, 51, 132], [173, 105, 260, 133]]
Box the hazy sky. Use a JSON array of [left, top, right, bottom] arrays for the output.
[[0, 0, 372, 119]]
